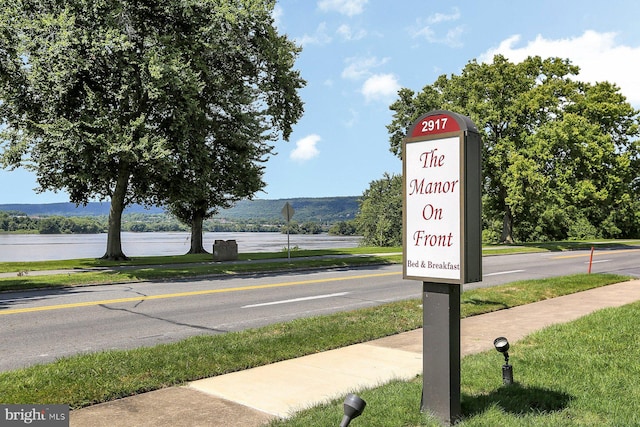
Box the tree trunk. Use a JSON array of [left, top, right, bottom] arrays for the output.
[[500, 207, 514, 244], [101, 167, 130, 260], [187, 209, 209, 254]]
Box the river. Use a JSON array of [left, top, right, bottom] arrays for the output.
[[0, 232, 362, 262]]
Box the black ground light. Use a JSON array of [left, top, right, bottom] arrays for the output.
[[494, 336, 513, 385], [340, 393, 366, 427]]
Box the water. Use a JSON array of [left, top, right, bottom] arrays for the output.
[[0, 232, 362, 262]]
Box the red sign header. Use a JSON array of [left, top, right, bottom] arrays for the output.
[[411, 113, 461, 137]]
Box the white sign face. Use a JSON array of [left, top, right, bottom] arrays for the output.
[[404, 136, 461, 280]]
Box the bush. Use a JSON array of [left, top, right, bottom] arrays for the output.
[[328, 221, 357, 236]]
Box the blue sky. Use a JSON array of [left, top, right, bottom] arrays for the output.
[[2, 0, 640, 204]]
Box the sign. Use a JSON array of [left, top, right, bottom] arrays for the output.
[[405, 136, 461, 280], [403, 110, 482, 284], [404, 110, 482, 424], [281, 202, 295, 260], [409, 113, 462, 137], [281, 202, 295, 222]]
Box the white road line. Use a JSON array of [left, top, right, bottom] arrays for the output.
[[586, 259, 611, 264], [483, 269, 525, 277], [242, 292, 350, 308]]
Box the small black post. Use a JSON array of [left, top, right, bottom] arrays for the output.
[[340, 394, 366, 427], [421, 282, 461, 425], [502, 364, 513, 385]]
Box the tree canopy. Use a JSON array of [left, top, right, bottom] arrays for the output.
[[354, 172, 402, 246], [387, 55, 640, 243], [0, 0, 305, 259]]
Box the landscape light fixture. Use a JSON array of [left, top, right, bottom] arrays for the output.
[[339, 393, 366, 427], [494, 336, 513, 385]]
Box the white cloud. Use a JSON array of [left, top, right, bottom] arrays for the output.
[[411, 8, 464, 47], [479, 30, 640, 106], [343, 109, 359, 127], [336, 24, 367, 41], [297, 22, 332, 46], [290, 134, 321, 162], [318, 0, 368, 16], [427, 8, 460, 24], [442, 26, 464, 48], [342, 57, 397, 103], [413, 24, 464, 48], [341, 56, 389, 80], [361, 73, 401, 102]]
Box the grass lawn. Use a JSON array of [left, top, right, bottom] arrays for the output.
[[0, 248, 403, 292], [0, 246, 403, 273], [271, 301, 640, 426], [482, 238, 640, 255], [0, 273, 630, 412]]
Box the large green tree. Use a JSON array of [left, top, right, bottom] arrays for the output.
[[355, 173, 402, 247], [0, 0, 304, 259], [165, 120, 270, 254], [388, 55, 640, 242], [146, 1, 303, 254]]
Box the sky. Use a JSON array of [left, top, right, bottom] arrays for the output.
[[2, 0, 640, 204]]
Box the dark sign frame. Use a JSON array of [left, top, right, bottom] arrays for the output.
[[403, 110, 482, 425]]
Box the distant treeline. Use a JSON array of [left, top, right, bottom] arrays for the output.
[[0, 211, 359, 236]]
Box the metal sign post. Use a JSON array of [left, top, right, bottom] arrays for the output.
[[281, 202, 295, 260], [402, 110, 482, 425]]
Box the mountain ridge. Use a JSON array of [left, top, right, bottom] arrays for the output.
[[0, 196, 361, 223]]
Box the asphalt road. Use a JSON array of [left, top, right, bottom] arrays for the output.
[[1, 248, 638, 372]]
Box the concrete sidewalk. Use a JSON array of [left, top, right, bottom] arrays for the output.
[[69, 279, 640, 427]]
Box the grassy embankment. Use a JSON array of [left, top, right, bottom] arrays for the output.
[[0, 246, 402, 292]]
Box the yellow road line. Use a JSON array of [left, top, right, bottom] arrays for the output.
[[552, 248, 640, 259], [0, 271, 401, 316]]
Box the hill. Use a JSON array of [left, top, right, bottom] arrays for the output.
[[0, 196, 360, 224], [0, 202, 164, 216], [216, 197, 359, 223]]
